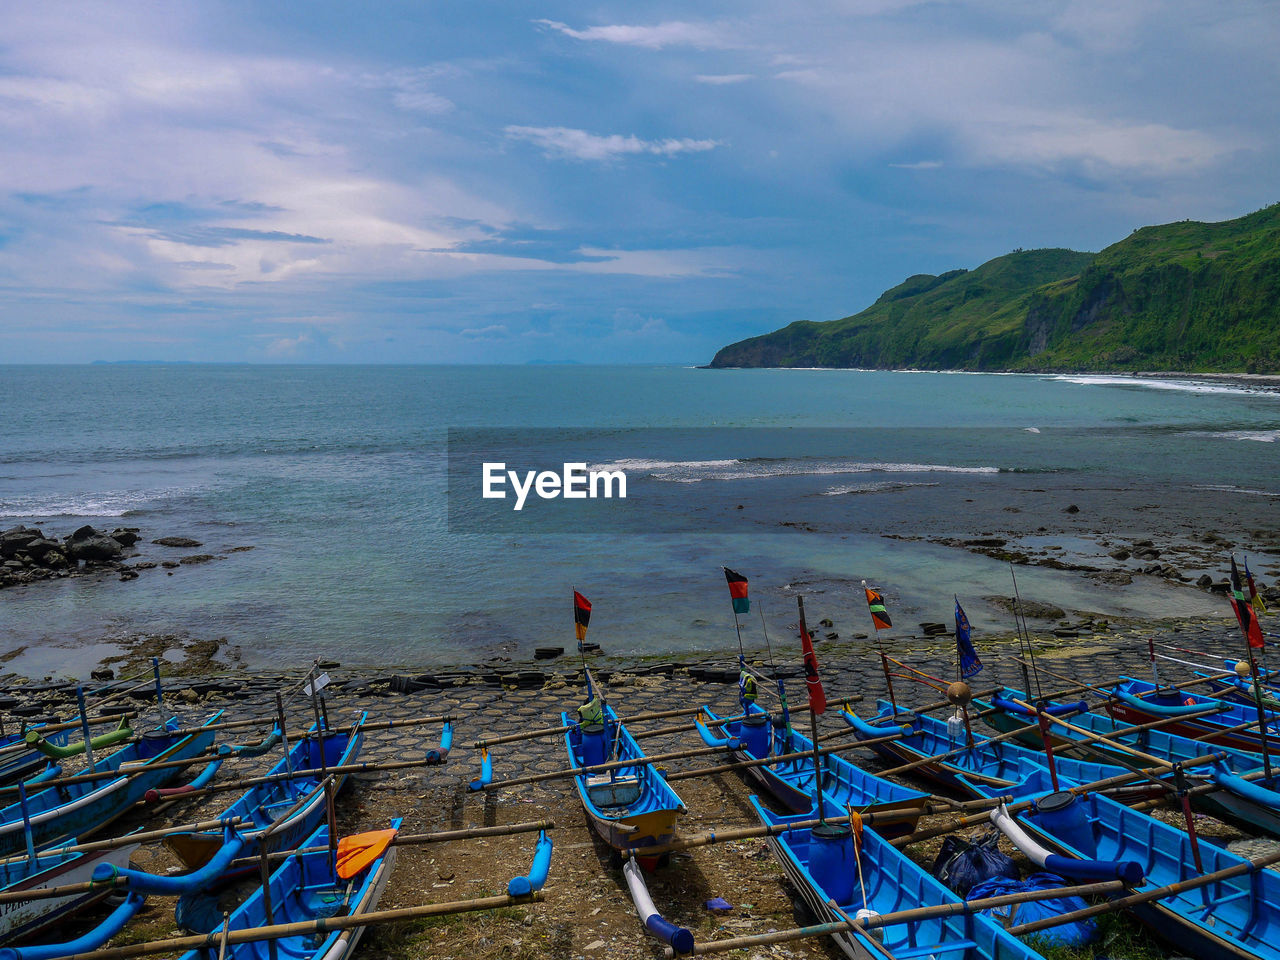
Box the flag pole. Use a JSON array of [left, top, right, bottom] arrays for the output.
[[574, 587, 589, 697], [723, 567, 750, 711], [1008, 564, 1042, 702], [1232, 556, 1273, 781], [758, 602, 791, 732], [796, 594, 826, 827], [863, 580, 897, 716]]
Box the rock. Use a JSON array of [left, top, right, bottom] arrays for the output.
[[1196, 574, 1214, 588], [0, 526, 42, 559], [534, 647, 563, 660], [24, 538, 63, 562], [1063, 504, 1080, 514], [965, 538, 1007, 547], [90, 668, 114, 681], [109, 528, 141, 547], [64, 526, 123, 563], [1108, 548, 1131, 561], [178, 554, 216, 565], [1142, 563, 1163, 575], [160, 560, 179, 569], [118, 569, 139, 581], [152, 536, 203, 548], [133, 561, 157, 570]]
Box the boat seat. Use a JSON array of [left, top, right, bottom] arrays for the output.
[[586, 774, 642, 808], [893, 941, 978, 958]]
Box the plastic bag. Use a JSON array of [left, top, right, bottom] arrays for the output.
[[967, 872, 1098, 947], [931, 830, 1019, 897]]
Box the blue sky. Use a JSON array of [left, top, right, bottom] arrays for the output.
[[1, 1, 1277, 363]]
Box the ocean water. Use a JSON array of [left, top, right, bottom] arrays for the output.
[[0, 365, 1277, 676]]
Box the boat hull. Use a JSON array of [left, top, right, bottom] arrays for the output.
[[0, 843, 138, 944]]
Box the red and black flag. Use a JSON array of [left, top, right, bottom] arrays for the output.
[[865, 586, 892, 631], [1230, 557, 1265, 650], [796, 596, 827, 714], [1245, 557, 1269, 616], [573, 591, 592, 644], [724, 567, 750, 614]]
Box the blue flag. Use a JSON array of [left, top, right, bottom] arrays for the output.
[[955, 597, 982, 679]]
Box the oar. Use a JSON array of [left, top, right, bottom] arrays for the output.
[[659, 879, 1127, 957], [475, 722, 927, 792], [55, 892, 547, 960]]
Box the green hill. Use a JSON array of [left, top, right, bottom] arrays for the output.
[[710, 204, 1280, 372]]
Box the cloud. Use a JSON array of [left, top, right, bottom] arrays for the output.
[[889, 160, 944, 169], [264, 332, 315, 357], [504, 126, 722, 161], [459, 324, 509, 339], [534, 19, 738, 50], [694, 74, 753, 85]]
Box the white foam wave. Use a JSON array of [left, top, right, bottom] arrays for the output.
[[1206, 430, 1280, 443], [0, 488, 191, 519], [1048, 374, 1280, 399], [822, 481, 941, 496], [591, 457, 999, 482], [1193, 483, 1280, 498]]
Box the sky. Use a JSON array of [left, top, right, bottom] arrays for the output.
[[1, 1, 1277, 364]]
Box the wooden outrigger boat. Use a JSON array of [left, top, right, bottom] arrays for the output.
[[752, 797, 1048, 960], [1104, 677, 1280, 752], [980, 768, 1280, 960], [174, 819, 402, 960], [698, 702, 930, 837], [0, 841, 138, 945], [164, 718, 367, 874], [0, 713, 222, 857], [563, 701, 684, 863], [843, 699, 1165, 803]]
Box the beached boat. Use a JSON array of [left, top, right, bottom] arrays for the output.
[[752, 797, 1047, 960], [1105, 677, 1280, 753], [842, 699, 1164, 802], [980, 685, 1280, 833], [164, 719, 366, 874], [562, 703, 684, 860], [174, 819, 401, 960], [0, 841, 139, 945], [0, 714, 222, 857], [698, 703, 930, 837], [979, 765, 1280, 960]]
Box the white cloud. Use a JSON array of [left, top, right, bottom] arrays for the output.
[[459, 324, 510, 339], [889, 160, 944, 169], [504, 126, 722, 161], [694, 74, 753, 85], [534, 19, 738, 50]]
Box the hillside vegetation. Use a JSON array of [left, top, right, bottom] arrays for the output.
[[710, 204, 1280, 372]]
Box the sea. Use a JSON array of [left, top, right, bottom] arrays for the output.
[[1, 365, 1277, 677]]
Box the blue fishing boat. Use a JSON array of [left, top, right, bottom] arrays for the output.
[[699, 703, 929, 837], [978, 767, 1280, 960], [0, 713, 222, 857], [563, 702, 684, 862], [1105, 677, 1280, 753], [174, 820, 402, 960], [977, 686, 1280, 834], [0, 841, 138, 944], [164, 719, 369, 874], [0, 729, 69, 788], [753, 797, 1046, 960], [843, 700, 1164, 802]]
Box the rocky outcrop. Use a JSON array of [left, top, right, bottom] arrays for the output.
[[0, 524, 226, 590]]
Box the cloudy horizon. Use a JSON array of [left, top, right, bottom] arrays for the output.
[[2, 1, 1276, 363]]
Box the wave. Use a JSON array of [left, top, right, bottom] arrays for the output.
[[590, 457, 1000, 483], [0, 487, 199, 520], [1193, 483, 1280, 499], [1048, 374, 1280, 399], [821, 481, 941, 496], [1200, 429, 1280, 443]]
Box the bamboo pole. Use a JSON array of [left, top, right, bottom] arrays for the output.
[[0, 819, 557, 907], [473, 704, 794, 750], [1007, 656, 1233, 701], [57, 892, 546, 960], [0, 713, 142, 759], [893, 751, 1224, 849], [478, 722, 924, 792], [661, 879, 1127, 957]]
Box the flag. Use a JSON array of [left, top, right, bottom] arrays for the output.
[[724, 568, 750, 615], [865, 586, 892, 630], [1230, 557, 1265, 650], [573, 591, 592, 644], [1245, 557, 1269, 616], [796, 598, 827, 714], [954, 597, 983, 679]]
